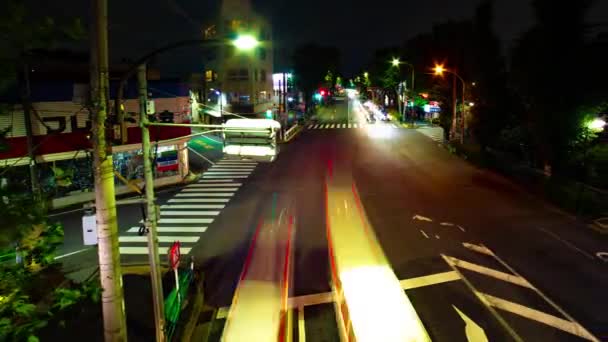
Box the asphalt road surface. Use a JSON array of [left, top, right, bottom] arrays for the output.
[[56, 99, 607, 341]]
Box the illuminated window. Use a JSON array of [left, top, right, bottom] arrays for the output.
[[205, 70, 213, 82]]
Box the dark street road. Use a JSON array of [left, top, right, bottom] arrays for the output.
[[56, 100, 607, 341]]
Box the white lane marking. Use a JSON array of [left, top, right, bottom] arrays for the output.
[[453, 305, 489, 342], [127, 226, 207, 233], [444, 256, 533, 289], [478, 243, 599, 339], [440, 222, 455, 226], [168, 198, 230, 203], [298, 305, 306, 342], [330, 123, 335, 128], [400, 271, 460, 290], [420, 230, 429, 239], [187, 183, 241, 187], [458, 225, 466, 232], [203, 175, 249, 178], [55, 247, 93, 260], [537, 227, 595, 260], [175, 193, 234, 197], [182, 188, 239, 192], [435, 235, 440, 239], [119, 236, 200, 243], [161, 210, 220, 216], [161, 204, 225, 210], [348, 123, 352, 128], [481, 293, 599, 341], [462, 242, 493, 256], [413, 214, 433, 222], [120, 247, 192, 255], [597, 252, 608, 263], [392, 123, 399, 128], [156, 218, 214, 224]]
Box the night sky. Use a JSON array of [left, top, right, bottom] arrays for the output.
[[30, 0, 608, 76]]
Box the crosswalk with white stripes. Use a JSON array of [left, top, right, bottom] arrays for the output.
[[306, 122, 401, 130], [118, 158, 257, 257], [416, 126, 444, 143]]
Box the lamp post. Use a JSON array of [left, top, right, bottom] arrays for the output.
[[391, 58, 415, 122], [433, 64, 465, 144]]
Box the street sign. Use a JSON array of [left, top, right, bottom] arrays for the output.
[[169, 241, 181, 270]]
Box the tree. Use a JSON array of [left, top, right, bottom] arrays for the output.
[[292, 43, 340, 112], [511, 0, 596, 174]]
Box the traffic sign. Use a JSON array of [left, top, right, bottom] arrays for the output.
[[169, 241, 181, 270]]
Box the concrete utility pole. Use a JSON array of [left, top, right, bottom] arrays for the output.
[[450, 74, 457, 141], [90, 0, 128, 340], [20, 63, 40, 199], [138, 64, 166, 342]]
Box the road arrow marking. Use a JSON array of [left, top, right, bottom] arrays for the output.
[[413, 214, 433, 222], [453, 305, 488, 342]]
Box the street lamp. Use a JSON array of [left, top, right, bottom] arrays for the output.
[[588, 118, 606, 132], [433, 63, 466, 143], [233, 34, 259, 50], [391, 58, 416, 122], [364, 72, 369, 78]]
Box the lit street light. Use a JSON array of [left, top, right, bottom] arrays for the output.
[[588, 118, 606, 132], [233, 34, 259, 50], [433, 64, 466, 143], [391, 58, 400, 67]]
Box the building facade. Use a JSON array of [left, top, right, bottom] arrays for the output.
[[202, 0, 274, 118]]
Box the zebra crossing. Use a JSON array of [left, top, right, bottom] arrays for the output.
[[416, 126, 444, 143], [306, 122, 401, 130], [118, 158, 257, 257]]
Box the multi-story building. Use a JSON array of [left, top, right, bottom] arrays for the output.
[[201, 0, 274, 119]]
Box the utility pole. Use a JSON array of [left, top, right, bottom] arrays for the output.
[[91, 0, 128, 341], [20, 62, 40, 199], [138, 64, 167, 342], [450, 74, 457, 141]]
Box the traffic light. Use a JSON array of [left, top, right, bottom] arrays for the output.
[[320, 90, 326, 96], [265, 109, 273, 119]]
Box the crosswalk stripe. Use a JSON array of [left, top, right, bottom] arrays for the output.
[[161, 210, 220, 216], [208, 168, 254, 172], [120, 247, 192, 255], [203, 175, 249, 178], [308, 124, 313, 129], [161, 204, 224, 209], [127, 226, 207, 233], [217, 161, 257, 165], [120, 236, 200, 243], [168, 198, 230, 203], [342, 124, 346, 128], [199, 179, 241, 183], [353, 123, 358, 128], [182, 188, 238, 192], [311, 124, 317, 129], [187, 183, 241, 188], [348, 123, 352, 128], [330, 123, 335, 128], [158, 218, 214, 224], [175, 193, 234, 197], [205, 171, 252, 175], [210, 164, 255, 168]]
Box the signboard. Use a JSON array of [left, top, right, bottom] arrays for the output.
[[169, 241, 181, 270]]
